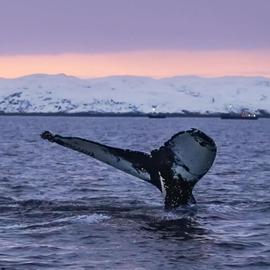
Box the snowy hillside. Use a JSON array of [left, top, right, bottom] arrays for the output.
[[0, 74, 269, 114]]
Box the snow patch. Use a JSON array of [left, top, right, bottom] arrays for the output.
[[0, 74, 269, 114]]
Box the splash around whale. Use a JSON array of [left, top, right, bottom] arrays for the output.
[[41, 128, 217, 210]]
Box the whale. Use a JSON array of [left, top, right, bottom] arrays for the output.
[[41, 128, 216, 210]]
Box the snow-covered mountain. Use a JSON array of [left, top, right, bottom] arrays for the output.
[[0, 74, 269, 114]]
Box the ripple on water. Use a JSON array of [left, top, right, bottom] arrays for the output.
[[0, 117, 269, 269]]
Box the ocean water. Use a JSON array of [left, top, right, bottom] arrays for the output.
[[0, 116, 269, 270]]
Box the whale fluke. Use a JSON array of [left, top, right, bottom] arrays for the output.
[[41, 128, 216, 210]]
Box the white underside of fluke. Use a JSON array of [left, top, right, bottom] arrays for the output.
[[56, 136, 151, 182], [159, 172, 167, 198], [167, 130, 216, 183]]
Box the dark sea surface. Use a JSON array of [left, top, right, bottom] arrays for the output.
[[0, 116, 269, 270]]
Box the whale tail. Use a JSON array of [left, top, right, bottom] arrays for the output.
[[41, 128, 216, 210]]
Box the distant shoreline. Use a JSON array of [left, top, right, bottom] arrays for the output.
[[0, 112, 269, 118]]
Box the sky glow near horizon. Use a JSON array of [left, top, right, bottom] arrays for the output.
[[0, 0, 270, 78], [1, 50, 270, 79]]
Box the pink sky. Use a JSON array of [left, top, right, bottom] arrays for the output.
[[1, 0, 270, 78], [1, 50, 270, 78]]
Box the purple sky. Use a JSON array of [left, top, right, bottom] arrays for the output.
[[0, 0, 270, 55]]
